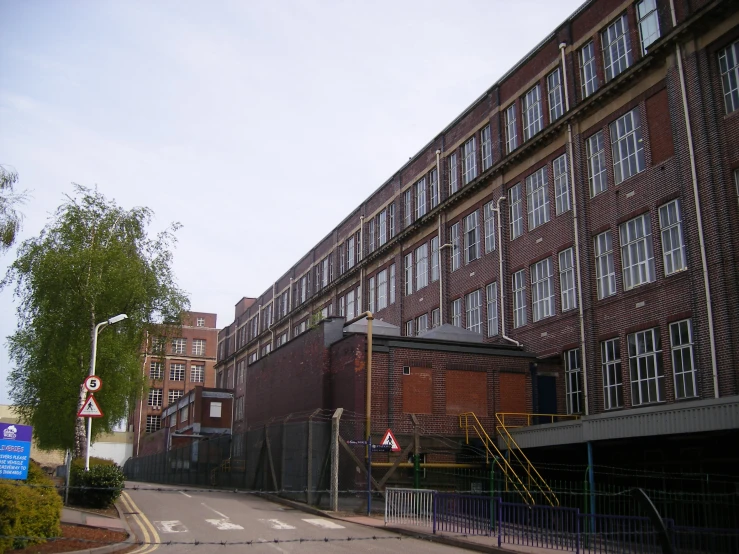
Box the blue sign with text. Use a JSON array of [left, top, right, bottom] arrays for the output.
[[0, 422, 33, 480]]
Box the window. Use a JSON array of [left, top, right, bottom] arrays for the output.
[[602, 14, 632, 81], [553, 154, 570, 214], [262, 303, 273, 331], [248, 350, 258, 364], [405, 320, 414, 337], [294, 320, 307, 336], [322, 257, 330, 288], [180, 405, 189, 423], [523, 85, 543, 141], [277, 332, 288, 346], [368, 218, 376, 253], [610, 109, 645, 184], [620, 213, 655, 290], [415, 244, 428, 290], [531, 258, 555, 322], [429, 169, 439, 208], [145, 415, 161, 433], [170, 363, 185, 381], [659, 199, 687, 275], [379, 209, 387, 246], [559, 248, 577, 312], [486, 282, 499, 337], [172, 338, 186, 355], [637, 0, 660, 55], [513, 270, 527, 328], [368, 276, 375, 312], [481, 125, 493, 170], [595, 231, 616, 299], [150, 362, 163, 380], [347, 236, 355, 269], [415, 177, 427, 219], [390, 264, 396, 303], [505, 104, 518, 153], [192, 339, 205, 356], [465, 290, 482, 334], [148, 388, 162, 407], [432, 308, 440, 328], [628, 328, 664, 405], [451, 298, 462, 328], [448, 152, 459, 195], [377, 269, 388, 310], [602, 339, 624, 409], [586, 131, 607, 197], [404, 253, 413, 296], [484, 201, 496, 253], [431, 237, 439, 282], [151, 337, 165, 353], [547, 68, 563, 121], [210, 401, 222, 418], [403, 189, 413, 227], [261, 343, 272, 357], [580, 41, 598, 98], [463, 137, 477, 184], [235, 396, 244, 421], [509, 184, 523, 239], [389, 203, 396, 237], [416, 314, 429, 336], [719, 41, 739, 113], [191, 365, 204, 383], [671, 319, 697, 399], [237, 360, 245, 384], [168, 389, 183, 406], [196, 317, 205, 327], [346, 290, 355, 320], [464, 211, 480, 263], [526, 168, 550, 230], [565, 349, 583, 414], [450, 222, 461, 271]]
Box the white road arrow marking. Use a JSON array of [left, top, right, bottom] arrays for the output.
[[206, 519, 244, 530], [302, 518, 345, 529], [258, 519, 296, 530], [153, 520, 188, 533]]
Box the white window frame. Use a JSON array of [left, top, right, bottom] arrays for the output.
[[432, 308, 440, 328], [379, 209, 387, 246], [404, 253, 413, 296], [390, 264, 396, 304], [547, 68, 563, 122], [192, 338, 205, 356], [595, 231, 616, 299], [483, 201, 496, 253], [559, 248, 577, 312], [463, 137, 477, 184], [415, 244, 428, 290], [526, 167, 550, 230], [347, 290, 356, 320], [586, 131, 607, 197], [628, 328, 665, 405], [670, 319, 697, 399], [145, 415, 161, 433], [465, 290, 482, 334], [368, 218, 376, 253], [148, 388, 162, 407], [505, 104, 517, 153], [450, 222, 461, 271], [150, 361, 163, 380], [659, 199, 687, 275], [191, 365, 204, 383], [565, 349, 583, 414], [553, 154, 570, 214], [416, 314, 429, 336], [481, 125, 493, 170], [377, 269, 388, 310], [196, 317, 205, 327], [580, 41, 598, 98], [610, 108, 645, 185], [719, 40, 739, 114], [347, 236, 355, 269], [172, 338, 186, 355], [429, 168, 439, 208], [415, 177, 427, 220], [509, 184, 523, 240], [368, 276, 375, 313], [486, 282, 499, 337], [464, 211, 480, 264], [448, 152, 459, 195], [512, 269, 527, 328], [620, 213, 655, 290], [451, 298, 462, 328], [431, 237, 439, 282], [403, 189, 413, 228], [168, 389, 183, 406], [531, 258, 555, 322], [602, 14, 632, 82], [637, 0, 660, 55], [389, 204, 396, 237], [405, 320, 414, 337], [601, 338, 623, 409], [170, 363, 185, 381], [523, 84, 543, 141]]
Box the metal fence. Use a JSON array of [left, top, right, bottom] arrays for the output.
[[384, 488, 434, 528], [433, 492, 495, 536], [498, 500, 580, 551]]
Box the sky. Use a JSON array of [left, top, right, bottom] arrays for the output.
[[0, 0, 584, 404]]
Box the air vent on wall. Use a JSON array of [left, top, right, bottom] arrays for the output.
[[402, 366, 411, 375]]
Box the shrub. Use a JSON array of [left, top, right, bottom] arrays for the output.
[[69, 457, 125, 508], [0, 462, 63, 553]]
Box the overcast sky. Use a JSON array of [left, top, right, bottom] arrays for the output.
[[0, 0, 584, 404]]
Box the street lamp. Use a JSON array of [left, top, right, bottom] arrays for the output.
[[85, 313, 128, 471]]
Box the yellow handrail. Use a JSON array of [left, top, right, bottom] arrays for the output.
[[496, 412, 580, 428]]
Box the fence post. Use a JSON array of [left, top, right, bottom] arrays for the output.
[[497, 497, 502, 547], [330, 408, 343, 512], [490, 458, 496, 533], [432, 492, 437, 534], [576, 509, 580, 554], [307, 410, 319, 505]]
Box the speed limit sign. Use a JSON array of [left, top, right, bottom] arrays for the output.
[[84, 376, 103, 392]]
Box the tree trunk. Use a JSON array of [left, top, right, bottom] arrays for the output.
[[74, 317, 96, 458]]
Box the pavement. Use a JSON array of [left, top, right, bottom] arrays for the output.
[[61, 504, 135, 554]]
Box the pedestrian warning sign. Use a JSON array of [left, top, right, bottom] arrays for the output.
[[380, 429, 401, 452], [78, 395, 103, 418]]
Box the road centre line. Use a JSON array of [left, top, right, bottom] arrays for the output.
[[179, 491, 192, 498], [201, 502, 230, 520]]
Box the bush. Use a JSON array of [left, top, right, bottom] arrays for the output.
[[69, 457, 125, 508], [0, 462, 63, 553]]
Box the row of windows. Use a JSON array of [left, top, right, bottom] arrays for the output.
[[152, 337, 207, 356], [147, 387, 184, 408], [565, 318, 697, 415], [149, 361, 204, 383], [367, 264, 397, 313]]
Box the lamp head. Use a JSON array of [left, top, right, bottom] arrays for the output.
[[108, 314, 128, 325]]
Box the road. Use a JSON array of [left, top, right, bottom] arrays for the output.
[[122, 481, 468, 554]]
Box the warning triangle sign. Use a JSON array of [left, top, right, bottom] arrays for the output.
[[78, 395, 104, 418], [380, 429, 401, 452]]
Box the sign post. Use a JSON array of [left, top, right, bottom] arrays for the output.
[[367, 435, 372, 516], [0, 423, 33, 480]]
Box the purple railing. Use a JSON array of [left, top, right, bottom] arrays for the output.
[[498, 500, 580, 552], [581, 513, 661, 553], [433, 493, 495, 536], [670, 524, 739, 554]]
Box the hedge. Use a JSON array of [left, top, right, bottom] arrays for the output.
[[69, 457, 125, 508]]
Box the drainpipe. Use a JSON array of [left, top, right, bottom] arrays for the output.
[[668, 0, 719, 398], [436, 150, 444, 322], [492, 195, 521, 347], [560, 42, 590, 415], [343, 311, 374, 443]]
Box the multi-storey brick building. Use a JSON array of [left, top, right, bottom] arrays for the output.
[[217, 0, 739, 473], [131, 312, 219, 457]]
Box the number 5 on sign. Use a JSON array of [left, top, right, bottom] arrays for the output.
[[84, 376, 102, 392]]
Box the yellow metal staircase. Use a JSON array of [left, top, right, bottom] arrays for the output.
[[459, 412, 576, 506]]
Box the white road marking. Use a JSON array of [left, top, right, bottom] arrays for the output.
[[258, 518, 296, 530], [206, 519, 244, 530], [201, 503, 229, 519], [302, 518, 345, 529], [179, 491, 191, 498], [258, 538, 290, 554], [153, 520, 188, 533]]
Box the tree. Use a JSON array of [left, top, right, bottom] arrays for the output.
[[0, 165, 28, 253], [2, 185, 189, 456]]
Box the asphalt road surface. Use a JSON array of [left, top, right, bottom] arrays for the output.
[[122, 481, 468, 554]]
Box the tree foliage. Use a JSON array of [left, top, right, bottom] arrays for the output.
[[0, 165, 28, 253], [2, 185, 189, 452]]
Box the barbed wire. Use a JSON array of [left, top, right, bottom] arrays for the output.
[[0, 535, 407, 547]]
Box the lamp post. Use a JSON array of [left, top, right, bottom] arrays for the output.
[[85, 313, 128, 471]]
